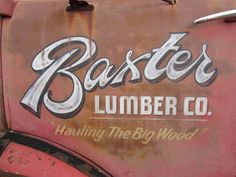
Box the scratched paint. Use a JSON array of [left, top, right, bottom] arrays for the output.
[[0, 142, 87, 177]]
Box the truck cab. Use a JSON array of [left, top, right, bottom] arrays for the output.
[[0, 0, 236, 176]]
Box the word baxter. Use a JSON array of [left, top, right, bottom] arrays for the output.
[[21, 32, 217, 118]]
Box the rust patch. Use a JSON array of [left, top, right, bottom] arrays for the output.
[[51, 161, 56, 167], [78, 11, 94, 38], [9, 149, 15, 154], [7, 155, 14, 163]]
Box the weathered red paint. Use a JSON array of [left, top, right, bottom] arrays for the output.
[[0, 142, 87, 177], [1, 0, 236, 177], [0, 0, 16, 17]]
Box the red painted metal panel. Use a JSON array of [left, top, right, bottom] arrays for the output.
[[1, 0, 236, 176], [0, 0, 16, 17], [0, 142, 88, 177]]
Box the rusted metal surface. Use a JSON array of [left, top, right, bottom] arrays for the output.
[[0, 0, 16, 17], [1, 0, 236, 176], [0, 142, 88, 177]]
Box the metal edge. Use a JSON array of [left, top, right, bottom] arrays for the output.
[[194, 9, 236, 24], [1, 131, 112, 177], [0, 17, 8, 134], [0, 0, 17, 17]]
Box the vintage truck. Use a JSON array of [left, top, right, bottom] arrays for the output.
[[0, 0, 235, 176]]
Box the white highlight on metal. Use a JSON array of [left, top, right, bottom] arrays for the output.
[[194, 9, 236, 24]]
